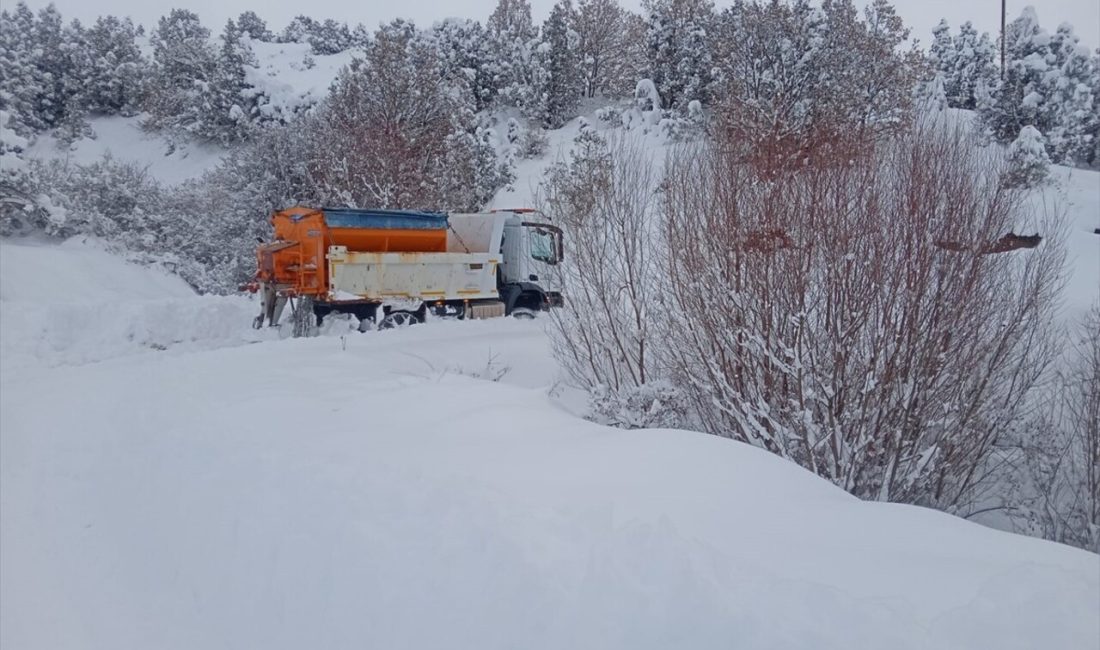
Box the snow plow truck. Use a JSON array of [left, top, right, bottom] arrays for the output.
[[248, 206, 564, 333]]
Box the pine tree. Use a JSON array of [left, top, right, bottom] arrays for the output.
[[532, 0, 583, 128], [145, 9, 215, 137], [85, 16, 147, 116], [309, 19, 354, 55], [0, 3, 43, 134], [1004, 124, 1050, 188], [30, 5, 70, 130], [236, 11, 272, 42], [198, 19, 258, 145], [429, 18, 495, 111], [1047, 36, 1098, 165], [929, 19, 957, 88], [486, 0, 538, 109], [980, 7, 1052, 143], [948, 22, 997, 109], [280, 16, 318, 44], [56, 18, 94, 142], [642, 0, 714, 111]]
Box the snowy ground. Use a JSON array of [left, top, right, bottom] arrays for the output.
[[1, 238, 1098, 649]]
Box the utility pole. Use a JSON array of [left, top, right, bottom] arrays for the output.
[[1000, 0, 1007, 78]]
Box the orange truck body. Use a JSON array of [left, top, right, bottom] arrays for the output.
[[254, 206, 448, 297]]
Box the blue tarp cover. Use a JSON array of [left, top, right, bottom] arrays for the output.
[[321, 208, 448, 230]]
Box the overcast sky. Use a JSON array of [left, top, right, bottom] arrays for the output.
[[22, 0, 1100, 50]]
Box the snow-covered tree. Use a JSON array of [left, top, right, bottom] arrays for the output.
[[306, 20, 509, 211], [948, 21, 998, 109], [0, 3, 40, 134], [929, 18, 957, 84], [308, 19, 354, 55], [279, 15, 318, 44], [713, 0, 918, 165], [144, 9, 215, 137], [485, 0, 539, 109], [574, 0, 644, 98], [980, 8, 1055, 143], [980, 9, 1100, 166], [429, 18, 495, 111], [642, 0, 714, 110], [1046, 29, 1098, 166], [197, 19, 258, 145], [531, 0, 583, 128], [1003, 124, 1051, 188], [236, 11, 272, 42], [83, 16, 147, 117]]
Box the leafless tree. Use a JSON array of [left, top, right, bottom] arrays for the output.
[[658, 118, 1064, 510], [537, 129, 682, 426], [1008, 307, 1100, 550]]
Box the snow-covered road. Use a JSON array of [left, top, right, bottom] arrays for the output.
[[1, 240, 1097, 649]]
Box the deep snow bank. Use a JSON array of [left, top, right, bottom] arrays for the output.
[[0, 239, 267, 366], [1, 327, 1096, 649]]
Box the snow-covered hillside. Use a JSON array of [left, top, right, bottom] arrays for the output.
[[1, 202, 1098, 650]]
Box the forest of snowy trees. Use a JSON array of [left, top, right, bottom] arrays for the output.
[[0, 1, 1097, 549]]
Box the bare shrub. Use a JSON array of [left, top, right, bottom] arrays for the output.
[[659, 119, 1064, 509], [537, 129, 679, 426], [1007, 307, 1100, 550]]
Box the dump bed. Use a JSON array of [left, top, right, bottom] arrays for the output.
[[256, 206, 451, 297]]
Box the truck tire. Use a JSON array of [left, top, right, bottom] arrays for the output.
[[511, 307, 538, 319], [378, 310, 419, 330]]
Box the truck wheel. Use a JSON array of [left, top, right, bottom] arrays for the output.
[[511, 307, 538, 319], [379, 310, 419, 330]]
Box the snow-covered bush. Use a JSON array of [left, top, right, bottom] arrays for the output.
[[0, 155, 160, 241], [594, 105, 623, 127], [1003, 125, 1051, 188], [517, 125, 550, 158], [590, 382, 687, 429]]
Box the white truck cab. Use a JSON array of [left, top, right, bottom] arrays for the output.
[[497, 211, 565, 315]]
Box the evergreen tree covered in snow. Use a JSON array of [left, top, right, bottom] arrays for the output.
[[429, 19, 496, 111], [928, 19, 957, 84], [236, 11, 272, 42], [0, 3, 41, 135], [485, 0, 539, 109], [1046, 28, 1098, 165], [144, 9, 215, 137], [948, 22, 998, 110], [979, 8, 1100, 167], [642, 0, 715, 111], [1003, 124, 1051, 188], [531, 0, 583, 128], [85, 16, 148, 116], [197, 20, 258, 145]]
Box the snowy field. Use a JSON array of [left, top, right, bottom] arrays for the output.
[[1, 237, 1098, 649]]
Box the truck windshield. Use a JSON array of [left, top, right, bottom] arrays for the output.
[[529, 227, 558, 264]]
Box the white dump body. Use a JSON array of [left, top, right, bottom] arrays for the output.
[[326, 246, 500, 302]]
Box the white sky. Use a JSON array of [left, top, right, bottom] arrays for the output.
[[22, 0, 1100, 50]]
